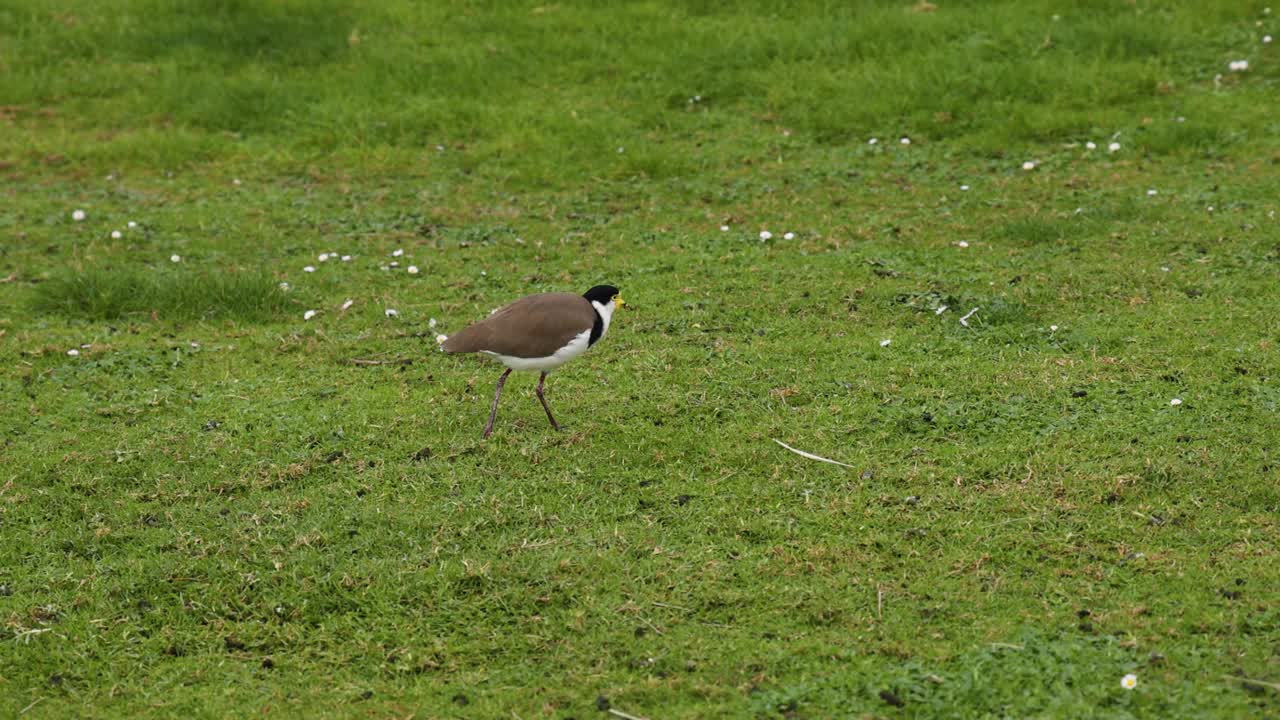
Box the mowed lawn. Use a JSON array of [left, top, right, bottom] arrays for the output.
[[2, 1, 1279, 717]]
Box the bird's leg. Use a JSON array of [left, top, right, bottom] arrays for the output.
[[535, 371, 562, 431], [482, 368, 513, 438]]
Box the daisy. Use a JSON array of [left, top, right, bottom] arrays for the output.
[[1170, 398, 1182, 406], [392, 249, 404, 257], [72, 209, 86, 221], [303, 265, 315, 273], [111, 230, 122, 239], [407, 265, 419, 274], [1121, 674, 1138, 690], [759, 231, 773, 241], [304, 310, 318, 320], [1022, 161, 1036, 170], [1108, 142, 1121, 152], [783, 232, 795, 240], [385, 308, 399, 317], [170, 254, 182, 263]]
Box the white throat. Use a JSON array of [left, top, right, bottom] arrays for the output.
[[591, 299, 615, 338]]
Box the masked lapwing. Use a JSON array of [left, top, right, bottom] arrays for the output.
[[441, 285, 622, 438]]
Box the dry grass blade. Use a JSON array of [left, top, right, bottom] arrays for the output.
[[772, 439, 855, 469]]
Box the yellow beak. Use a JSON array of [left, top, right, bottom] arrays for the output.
[[615, 295, 625, 307]]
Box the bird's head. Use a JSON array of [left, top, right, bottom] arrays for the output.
[[583, 284, 623, 309]]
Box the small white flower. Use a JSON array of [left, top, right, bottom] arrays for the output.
[[232, 179, 242, 186], [1121, 674, 1138, 690], [279, 282, 290, 291], [435, 334, 448, 345], [111, 230, 122, 239], [759, 231, 773, 241], [72, 209, 86, 221], [392, 249, 404, 257], [783, 232, 795, 240], [170, 254, 182, 263], [303, 265, 315, 273], [1170, 398, 1182, 406], [868, 137, 879, 145], [1022, 161, 1036, 170], [390, 261, 399, 268], [304, 310, 318, 320], [960, 184, 970, 191], [1265, 35, 1273, 44], [67, 349, 80, 356], [385, 308, 399, 317], [1228, 60, 1249, 72], [1050, 325, 1059, 331], [1108, 142, 1121, 153], [617, 147, 624, 153], [1085, 141, 1097, 150], [428, 318, 438, 329], [127, 221, 138, 228], [879, 339, 891, 347], [340, 299, 354, 311], [1160, 266, 1170, 272], [1207, 206, 1215, 212], [407, 265, 419, 274], [341, 255, 352, 261], [480, 270, 487, 276], [1147, 189, 1158, 196], [318, 253, 329, 262], [900, 137, 911, 145], [720, 225, 729, 232], [957, 240, 970, 248], [1176, 116, 1186, 123]]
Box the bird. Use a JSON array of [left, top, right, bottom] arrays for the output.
[[441, 285, 623, 438]]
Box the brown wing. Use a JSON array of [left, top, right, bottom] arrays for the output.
[[442, 293, 596, 358]]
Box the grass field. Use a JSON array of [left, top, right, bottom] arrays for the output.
[[3, 1, 1279, 717]]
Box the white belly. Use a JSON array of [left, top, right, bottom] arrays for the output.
[[482, 329, 592, 372]]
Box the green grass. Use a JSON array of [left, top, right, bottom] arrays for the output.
[[2, 1, 1279, 718], [31, 268, 291, 322]]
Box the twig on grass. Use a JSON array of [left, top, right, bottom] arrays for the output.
[[773, 439, 855, 469], [351, 357, 414, 366], [1222, 674, 1280, 691], [959, 307, 980, 327], [608, 708, 651, 720]]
